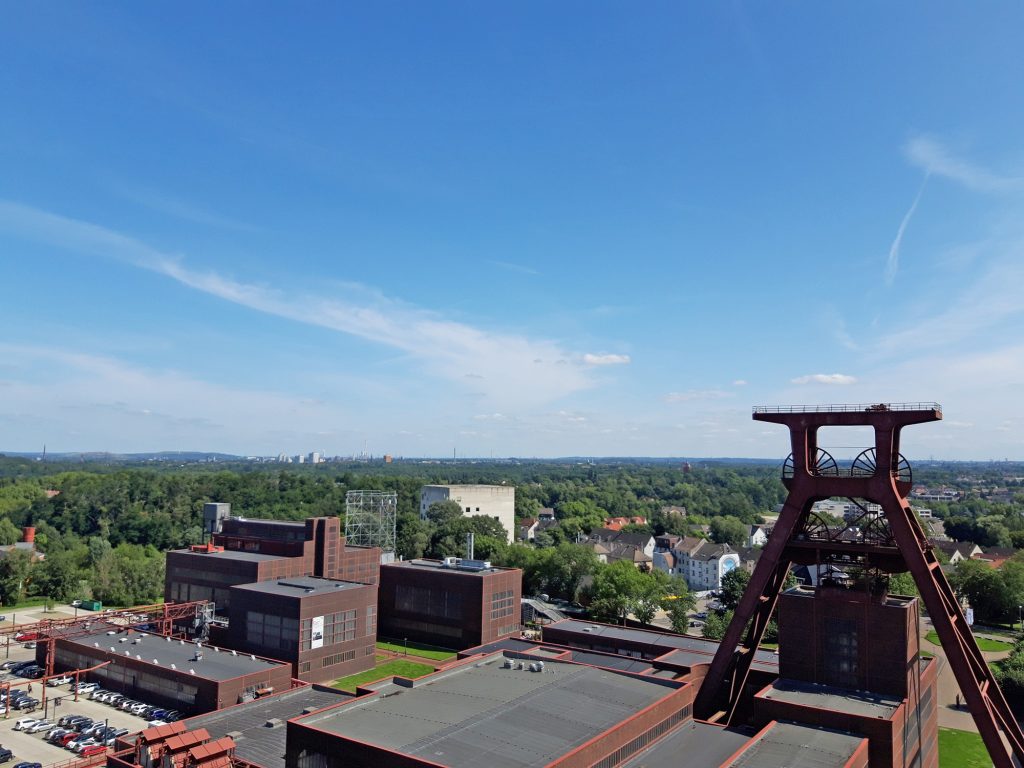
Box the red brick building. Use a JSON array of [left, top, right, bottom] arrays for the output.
[[377, 558, 522, 650], [228, 576, 378, 684]]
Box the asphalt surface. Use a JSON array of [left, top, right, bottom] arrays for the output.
[[0, 641, 150, 766]]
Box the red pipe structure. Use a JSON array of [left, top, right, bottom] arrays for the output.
[[692, 403, 1024, 768]]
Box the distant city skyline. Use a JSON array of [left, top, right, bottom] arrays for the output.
[[2, 5, 1023, 460]]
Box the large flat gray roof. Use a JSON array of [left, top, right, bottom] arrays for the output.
[[296, 652, 681, 768], [725, 721, 866, 768], [62, 626, 287, 682], [547, 619, 779, 670], [385, 559, 512, 576], [620, 721, 751, 768], [169, 548, 284, 563], [759, 678, 901, 719], [183, 685, 350, 768], [232, 577, 368, 597]]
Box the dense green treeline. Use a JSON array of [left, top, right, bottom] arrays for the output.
[[0, 458, 786, 610]]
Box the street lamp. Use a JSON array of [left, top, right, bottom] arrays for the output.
[[1018, 605, 1022, 632]]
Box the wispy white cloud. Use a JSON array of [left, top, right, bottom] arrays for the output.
[[0, 200, 614, 409], [791, 373, 857, 385], [906, 136, 1024, 192], [665, 389, 732, 402], [112, 183, 259, 232], [732, 379, 747, 386], [873, 254, 1024, 355], [0, 343, 356, 453], [583, 353, 631, 366], [885, 175, 928, 286]]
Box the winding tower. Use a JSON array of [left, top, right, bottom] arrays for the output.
[[693, 402, 1024, 768]]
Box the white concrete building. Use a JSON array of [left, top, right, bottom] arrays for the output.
[[420, 484, 515, 543]]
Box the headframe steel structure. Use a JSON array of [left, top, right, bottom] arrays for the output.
[[345, 489, 397, 555], [692, 403, 1024, 768]]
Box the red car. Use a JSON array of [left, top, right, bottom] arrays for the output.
[[14, 632, 38, 642], [60, 733, 80, 747], [80, 745, 107, 757]]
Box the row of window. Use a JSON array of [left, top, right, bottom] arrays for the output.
[[489, 589, 516, 621], [395, 585, 464, 620], [321, 650, 356, 667], [246, 611, 301, 653], [55, 649, 199, 707]]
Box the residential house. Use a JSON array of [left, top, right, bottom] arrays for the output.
[[518, 518, 539, 542], [978, 547, 1017, 569], [658, 536, 740, 592], [603, 516, 647, 531], [929, 539, 982, 564], [748, 524, 770, 548]]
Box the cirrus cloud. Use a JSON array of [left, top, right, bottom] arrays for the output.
[[791, 373, 857, 385], [665, 389, 732, 403], [582, 353, 631, 366]]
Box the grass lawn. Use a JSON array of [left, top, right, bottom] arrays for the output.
[[332, 660, 435, 692], [925, 630, 1012, 652], [377, 640, 457, 661], [939, 727, 989, 768], [0, 596, 53, 611]]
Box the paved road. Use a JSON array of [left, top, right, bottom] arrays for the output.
[[919, 616, 1014, 732]]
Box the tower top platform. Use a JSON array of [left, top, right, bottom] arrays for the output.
[[753, 402, 941, 427]]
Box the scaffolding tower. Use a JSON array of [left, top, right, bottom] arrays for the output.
[[345, 490, 397, 558]]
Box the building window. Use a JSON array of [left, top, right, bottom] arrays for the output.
[[366, 605, 376, 636], [823, 618, 859, 688], [490, 589, 515, 621]]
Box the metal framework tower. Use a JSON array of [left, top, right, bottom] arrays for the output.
[[692, 403, 1024, 768], [345, 490, 397, 555]]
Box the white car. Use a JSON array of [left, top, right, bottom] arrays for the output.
[[70, 738, 99, 753], [14, 717, 39, 731], [29, 719, 54, 733], [48, 675, 73, 687]]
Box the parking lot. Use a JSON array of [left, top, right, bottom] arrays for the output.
[[0, 676, 150, 766]]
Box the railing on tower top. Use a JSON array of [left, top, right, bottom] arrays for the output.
[[753, 402, 942, 415]]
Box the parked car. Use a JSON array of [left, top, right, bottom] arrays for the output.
[[75, 682, 98, 694], [47, 728, 71, 743], [47, 675, 72, 687], [13, 762, 42, 768], [14, 718, 38, 731], [70, 738, 99, 753], [80, 745, 107, 758], [60, 732, 80, 747], [13, 632, 37, 642], [14, 698, 39, 711], [27, 720, 53, 734], [0, 748, 13, 764]]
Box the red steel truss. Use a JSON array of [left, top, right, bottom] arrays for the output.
[[692, 403, 1024, 768], [2, 600, 210, 676]]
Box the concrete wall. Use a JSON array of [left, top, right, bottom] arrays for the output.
[[420, 485, 515, 543]]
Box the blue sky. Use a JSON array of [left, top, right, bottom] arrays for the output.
[[2, 3, 1024, 459]]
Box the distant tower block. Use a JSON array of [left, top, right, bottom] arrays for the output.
[[692, 402, 1024, 768], [345, 490, 397, 562]]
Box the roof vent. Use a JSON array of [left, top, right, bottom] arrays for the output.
[[231, 650, 237, 656], [250, 655, 256, 661], [264, 719, 283, 729], [171, 664, 176, 670], [226, 731, 243, 740], [189, 669, 195, 675]]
